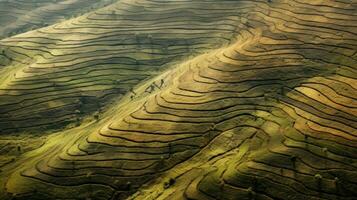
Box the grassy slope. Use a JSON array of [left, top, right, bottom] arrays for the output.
[[0, 0, 234, 135], [0, 0, 356, 199], [0, 0, 134, 189], [0, 0, 115, 39]]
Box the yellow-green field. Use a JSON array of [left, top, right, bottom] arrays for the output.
[[0, 0, 356, 199], [0, 0, 116, 39]]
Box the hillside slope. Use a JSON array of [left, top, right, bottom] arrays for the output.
[[0, 0, 236, 134], [0, 0, 356, 200], [0, 0, 115, 39]]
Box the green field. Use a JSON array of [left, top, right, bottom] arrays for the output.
[[0, 0, 356, 199]]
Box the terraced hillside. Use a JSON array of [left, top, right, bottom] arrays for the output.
[[0, 0, 237, 134], [0, 0, 356, 200], [0, 0, 115, 39]]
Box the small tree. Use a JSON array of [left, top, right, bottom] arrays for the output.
[[304, 134, 309, 149], [94, 113, 99, 121], [264, 93, 269, 102], [145, 84, 155, 93], [290, 155, 297, 169], [125, 181, 132, 190], [130, 88, 137, 95], [163, 178, 175, 189], [159, 79, 164, 88], [157, 155, 165, 170], [334, 177, 339, 194], [247, 187, 255, 200], [314, 174, 322, 190], [280, 86, 284, 95], [75, 117, 81, 127]]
